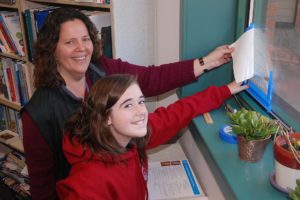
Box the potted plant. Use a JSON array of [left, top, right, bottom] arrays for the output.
[[227, 108, 278, 162], [274, 124, 300, 191]]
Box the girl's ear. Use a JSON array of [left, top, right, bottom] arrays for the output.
[[107, 116, 112, 126]]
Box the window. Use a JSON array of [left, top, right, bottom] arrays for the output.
[[245, 0, 300, 130]]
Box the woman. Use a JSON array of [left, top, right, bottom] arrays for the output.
[[56, 74, 247, 199], [22, 7, 234, 200]]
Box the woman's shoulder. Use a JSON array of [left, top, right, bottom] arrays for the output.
[[25, 87, 61, 106]]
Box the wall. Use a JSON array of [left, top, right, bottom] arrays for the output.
[[155, 0, 181, 108], [111, 0, 155, 66], [179, 1, 239, 199]]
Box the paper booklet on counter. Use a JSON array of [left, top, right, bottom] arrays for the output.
[[148, 159, 208, 200]]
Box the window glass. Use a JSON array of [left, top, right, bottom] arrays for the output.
[[252, 0, 300, 130]]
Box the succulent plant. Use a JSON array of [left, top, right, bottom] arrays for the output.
[[288, 179, 300, 200], [227, 108, 278, 141]]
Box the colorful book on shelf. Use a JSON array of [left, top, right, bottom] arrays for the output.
[[34, 7, 57, 32], [5, 64, 17, 102], [0, 30, 9, 53], [23, 6, 58, 60], [2, 58, 21, 104], [0, 16, 16, 54], [0, 11, 25, 56], [0, 24, 15, 54]]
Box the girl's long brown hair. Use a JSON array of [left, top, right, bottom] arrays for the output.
[[64, 74, 150, 163]]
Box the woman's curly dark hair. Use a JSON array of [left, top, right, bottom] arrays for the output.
[[33, 7, 101, 89]]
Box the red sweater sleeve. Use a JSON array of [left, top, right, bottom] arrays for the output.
[[147, 85, 231, 149], [99, 56, 196, 97], [22, 112, 58, 200]]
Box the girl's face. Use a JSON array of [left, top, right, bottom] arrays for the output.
[[107, 83, 149, 147], [55, 19, 93, 81]]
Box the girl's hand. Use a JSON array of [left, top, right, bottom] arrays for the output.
[[227, 81, 249, 95]]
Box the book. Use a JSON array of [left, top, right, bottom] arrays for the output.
[[23, 6, 58, 61], [0, 129, 19, 145], [0, 15, 17, 54], [0, 106, 7, 131], [0, 11, 25, 56], [34, 7, 57, 33], [1, 59, 12, 101], [2, 58, 19, 103], [20, 62, 32, 99], [148, 159, 206, 200], [23, 9, 35, 61], [15, 62, 27, 105], [0, 26, 13, 53], [0, 60, 9, 100], [101, 26, 112, 58]]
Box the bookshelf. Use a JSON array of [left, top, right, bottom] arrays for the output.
[[0, 0, 110, 133]]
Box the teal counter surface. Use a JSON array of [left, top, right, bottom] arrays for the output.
[[189, 103, 288, 200]]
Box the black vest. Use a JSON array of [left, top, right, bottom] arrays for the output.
[[22, 64, 105, 181]]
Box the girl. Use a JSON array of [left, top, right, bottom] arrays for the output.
[[56, 74, 247, 199]]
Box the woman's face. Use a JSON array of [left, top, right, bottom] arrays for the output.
[[107, 83, 149, 147], [55, 19, 93, 81]]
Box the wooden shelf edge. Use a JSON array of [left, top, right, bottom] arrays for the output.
[[0, 53, 27, 62], [0, 96, 21, 111], [26, 0, 110, 9], [0, 2, 18, 9]]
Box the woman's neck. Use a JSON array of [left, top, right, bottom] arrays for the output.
[[65, 77, 87, 99]]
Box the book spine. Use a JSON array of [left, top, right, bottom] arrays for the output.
[[23, 9, 35, 61], [1, 59, 12, 101], [0, 11, 25, 56], [0, 16, 17, 54], [0, 11, 17, 54], [6, 67, 16, 102], [0, 30, 9, 53], [21, 63, 32, 98], [15, 63, 26, 105]]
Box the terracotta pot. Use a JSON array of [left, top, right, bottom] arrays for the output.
[[274, 133, 300, 190], [237, 135, 271, 162]]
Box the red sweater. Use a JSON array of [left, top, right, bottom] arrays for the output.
[[56, 85, 231, 200], [22, 56, 196, 200]]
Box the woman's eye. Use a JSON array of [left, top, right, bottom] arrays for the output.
[[124, 104, 132, 108], [83, 37, 91, 42], [65, 41, 73, 45], [139, 99, 145, 105]]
